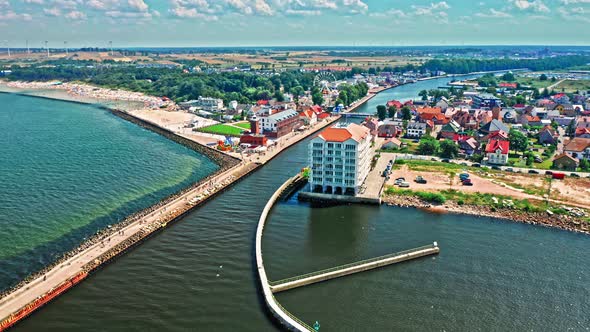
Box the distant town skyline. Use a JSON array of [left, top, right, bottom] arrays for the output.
[[1, 0, 590, 47]]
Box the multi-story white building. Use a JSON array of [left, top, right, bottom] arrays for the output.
[[197, 97, 224, 112], [309, 123, 373, 196]]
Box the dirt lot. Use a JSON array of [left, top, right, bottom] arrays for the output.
[[389, 165, 536, 199]]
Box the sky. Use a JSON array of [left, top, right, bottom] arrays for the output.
[[0, 0, 589, 47]]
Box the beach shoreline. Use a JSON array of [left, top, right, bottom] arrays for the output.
[[383, 194, 590, 236]]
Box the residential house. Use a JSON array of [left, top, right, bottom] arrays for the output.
[[472, 93, 502, 109], [538, 126, 559, 145], [486, 139, 510, 165], [564, 137, 590, 160], [382, 138, 402, 150], [362, 117, 379, 137], [552, 153, 579, 171], [479, 119, 509, 136], [575, 127, 590, 138], [299, 109, 317, 126], [554, 116, 576, 127], [458, 137, 479, 156], [436, 97, 451, 111], [386, 100, 403, 109], [576, 117, 590, 129], [440, 120, 461, 140], [406, 122, 427, 138], [309, 123, 373, 196], [551, 93, 570, 104], [378, 120, 403, 138], [521, 115, 543, 127]]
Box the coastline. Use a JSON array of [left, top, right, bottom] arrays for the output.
[[0, 83, 346, 330], [383, 195, 590, 236]]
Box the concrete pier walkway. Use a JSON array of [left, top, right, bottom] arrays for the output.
[[270, 243, 440, 294]]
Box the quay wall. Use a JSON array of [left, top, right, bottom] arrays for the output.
[[298, 192, 381, 205], [256, 175, 313, 332]]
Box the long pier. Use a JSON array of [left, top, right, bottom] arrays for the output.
[[270, 243, 439, 294]]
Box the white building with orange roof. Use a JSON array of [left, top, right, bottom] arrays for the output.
[[309, 123, 373, 196]]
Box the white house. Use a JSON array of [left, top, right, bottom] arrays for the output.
[[309, 123, 373, 196], [485, 139, 509, 165], [197, 97, 224, 112], [406, 122, 427, 138], [564, 137, 590, 160]]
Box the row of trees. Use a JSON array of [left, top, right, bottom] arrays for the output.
[[375, 105, 412, 121], [417, 137, 459, 159], [6, 64, 366, 106], [421, 55, 590, 74]]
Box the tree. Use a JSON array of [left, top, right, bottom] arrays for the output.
[[401, 106, 412, 121], [439, 140, 459, 159], [311, 87, 323, 106], [376, 105, 387, 121], [501, 72, 515, 82], [274, 90, 285, 102], [419, 90, 428, 101], [580, 159, 590, 171], [509, 129, 529, 155], [525, 151, 534, 166], [551, 76, 557, 82], [417, 137, 439, 155], [388, 105, 397, 119], [539, 74, 548, 81]]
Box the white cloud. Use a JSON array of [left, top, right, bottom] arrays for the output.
[[560, 0, 590, 4], [0, 10, 33, 21], [512, 0, 550, 12], [412, 1, 450, 16], [475, 8, 513, 17], [64, 10, 86, 19], [43, 7, 61, 16]]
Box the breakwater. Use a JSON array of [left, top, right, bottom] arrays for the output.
[[256, 175, 313, 332]]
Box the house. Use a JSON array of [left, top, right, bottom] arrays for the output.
[[479, 119, 510, 136], [499, 82, 517, 89], [436, 97, 451, 111], [538, 126, 559, 145], [382, 137, 402, 150], [554, 116, 576, 127], [439, 120, 461, 139], [386, 100, 403, 109], [472, 93, 502, 109], [458, 137, 479, 155], [406, 122, 427, 138], [521, 115, 543, 127], [564, 137, 590, 160], [317, 112, 331, 120], [575, 127, 590, 138], [486, 139, 510, 165], [239, 134, 268, 148], [309, 123, 373, 196], [299, 109, 317, 126], [419, 112, 448, 125], [551, 93, 570, 104], [378, 120, 403, 138], [552, 153, 579, 171], [362, 117, 379, 137], [576, 117, 590, 129], [486, 130, 509, 142]]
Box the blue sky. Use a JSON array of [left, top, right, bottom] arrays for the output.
[[0, 0, 589, 47]]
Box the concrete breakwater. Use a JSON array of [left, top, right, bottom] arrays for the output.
[[256, 175, 315, 332]]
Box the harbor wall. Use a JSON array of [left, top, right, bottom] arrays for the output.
[[256, 175, 313, 332]]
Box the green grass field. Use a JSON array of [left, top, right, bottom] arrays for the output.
[[515, 76, 554, 90], [552, 79, 590, 93], [198, 124, 245, 136], [234, 122, 251, 130]]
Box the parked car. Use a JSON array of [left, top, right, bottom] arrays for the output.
[[505, 167, 514, 172], [462, 179, 473, 186], [528, 170, 539, 174], [534, 156, 543, 163], [399, 181, 410, 188], [460, 162, 468, 166], [472, 163, 481, 168], [382, 170, 388, 177], [431, 157, 437, 161], [395, 177, 405, 182], [545, 171, 553, 176], [570, 173, 580, 178], [415, 176, 427, 184], [491, 166, 501, 170], [441, 159, 450, 163]]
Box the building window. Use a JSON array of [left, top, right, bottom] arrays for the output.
[[327, 143, 334, 148]]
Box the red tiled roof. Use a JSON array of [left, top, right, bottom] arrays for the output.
[[417, 106, 442, 114], [387, 100, 403, 109], [564, 137, 590, 152], [317, 112, 330, 119], [257, 100, 269, 105], [499, 83, 517, 89], [318, 123, 369, 143], [486, 139, 509, 154], [575, 127, 590, 136]]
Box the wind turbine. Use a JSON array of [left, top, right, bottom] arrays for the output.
[[44, 40, 49, 57], [26, 40, 30, 54], [109, 41, 113, 56], [3, 41, 10, 57]]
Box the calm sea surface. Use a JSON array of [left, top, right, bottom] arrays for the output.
[[0, 93, 218, 290], [6, 78, 590, 331]]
